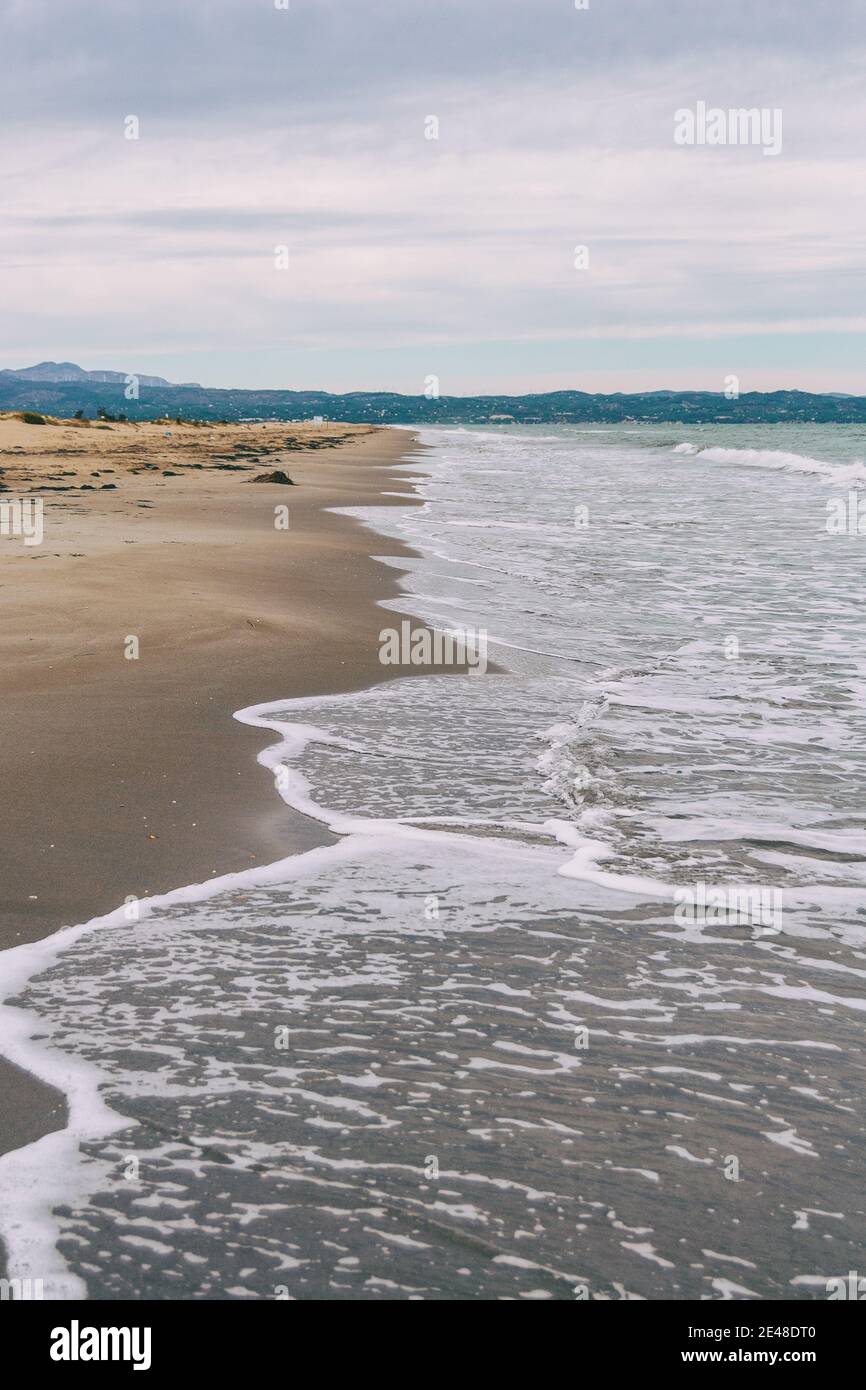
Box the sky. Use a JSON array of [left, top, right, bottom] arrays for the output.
[[1, 0, 864, 395]]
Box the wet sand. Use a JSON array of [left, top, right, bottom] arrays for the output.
[[0, 416, 425, 1170]]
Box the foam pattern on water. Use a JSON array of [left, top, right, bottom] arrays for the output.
[[18, 836, 866, 1300], [4, 423, 866, 1300]]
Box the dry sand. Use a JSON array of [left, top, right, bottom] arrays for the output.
[[0, 413, 427, 1162]]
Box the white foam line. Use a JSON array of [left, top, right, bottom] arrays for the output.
[[545, 819, 678, 899], [0, 693, 563, 1298], [234, 698, 573, 856], [0, 833, 379, 1298], [236, 698, 691, 910], [673, 441, 866, 487], [7, 648, 800, 1292]]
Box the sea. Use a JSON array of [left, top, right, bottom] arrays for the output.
[[1, 421, 865, 1301]]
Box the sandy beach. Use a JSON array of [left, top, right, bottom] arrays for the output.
[[3, 417, 865, 1307], [0, 416, 424, 1171]]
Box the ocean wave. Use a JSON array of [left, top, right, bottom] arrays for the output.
[[673, 442, 866, 486]]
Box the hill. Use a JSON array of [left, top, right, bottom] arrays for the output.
[[0, 365, 863, 424], [0, 361, 200, 389]]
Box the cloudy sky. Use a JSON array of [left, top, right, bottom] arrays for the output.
[[2, 0, 864, 394]]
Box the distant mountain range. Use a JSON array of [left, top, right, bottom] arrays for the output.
[[0, 362, 864, 425], [0, 361, 200, 389]]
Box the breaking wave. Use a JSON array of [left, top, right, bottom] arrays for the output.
[[673, 442, 866, 487]]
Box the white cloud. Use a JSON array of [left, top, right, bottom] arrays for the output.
[[2, 2, 864, 388]]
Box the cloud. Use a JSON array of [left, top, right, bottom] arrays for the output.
[[1, 0, 864, 389]]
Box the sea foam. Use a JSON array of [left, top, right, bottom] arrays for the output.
[[673, 441, 866, 486]]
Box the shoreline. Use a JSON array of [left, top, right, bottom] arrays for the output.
[[0, 420, 430, 1212]]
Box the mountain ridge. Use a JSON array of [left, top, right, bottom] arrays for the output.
[[0, 360, 200, 389], [0, 363, 864, 424]]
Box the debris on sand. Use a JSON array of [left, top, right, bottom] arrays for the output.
[[250, 469, 295, 485]]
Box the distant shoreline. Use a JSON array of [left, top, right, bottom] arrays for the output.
[[2, 367, 865, 426]]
